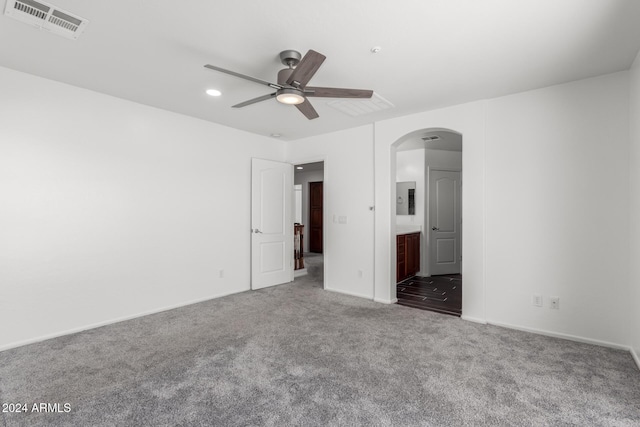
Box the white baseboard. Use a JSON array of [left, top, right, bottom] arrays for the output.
[[461, 315, 487, 324], [486, 319, 630, 351], [632, 347, 640, 372], [294, 268, 308, 278], [373, 297, 398, 304], [324, 287, 373, 300], [0, 288, 249, 353]]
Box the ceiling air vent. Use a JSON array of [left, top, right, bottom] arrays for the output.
[[4, 0, 88, 40], [327, 93, 394, 117], [421, 135, 441, 142]]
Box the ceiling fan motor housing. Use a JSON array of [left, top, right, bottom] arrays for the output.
[[279, 49, 302, 67], [277, 68, 295, 85]]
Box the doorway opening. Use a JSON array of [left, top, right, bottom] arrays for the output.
[[394, 129, 462, 316], [293, 161, 324, 289]]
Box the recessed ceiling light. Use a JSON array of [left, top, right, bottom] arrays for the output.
[[370, 46, 382, 54], [296, 166, 304, 170], [206, 89, 222, 97]]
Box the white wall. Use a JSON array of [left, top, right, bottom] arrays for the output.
[[372, 72, 631, 347], [485, 72, 630, 347], [630, 51, 640, 364], [294, 169, 324, 253], [286, 126, 375, 299], [0, 66, 285, 350], [425, 149, 463, 170]]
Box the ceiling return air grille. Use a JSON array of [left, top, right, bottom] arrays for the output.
[[327, 93, 395, 117], [4, 0, 88, 39], [421, 135, 441, 142]]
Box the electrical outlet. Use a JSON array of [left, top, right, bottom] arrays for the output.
[[219, 269, 224, 279], [550, 297, 559, 309], [358, 270, 363, 278], [532, 294, 543, 307]]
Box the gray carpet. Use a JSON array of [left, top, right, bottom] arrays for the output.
[[1, 256, 639, 426]]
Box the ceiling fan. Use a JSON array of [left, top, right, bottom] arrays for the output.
[[204, 49, 374, 120]]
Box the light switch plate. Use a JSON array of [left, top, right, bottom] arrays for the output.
[[532, 294, 543, 307]]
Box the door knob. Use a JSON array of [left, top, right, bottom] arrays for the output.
[[431, 226, 440, 231], [252, 229, 263, 234]]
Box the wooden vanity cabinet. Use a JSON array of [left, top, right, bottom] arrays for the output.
[[397, 232, 420, 283]]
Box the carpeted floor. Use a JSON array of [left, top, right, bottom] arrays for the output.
[[1, 257, 639, 426]]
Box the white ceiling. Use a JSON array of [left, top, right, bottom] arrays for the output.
[[1, 0, 640, 141]]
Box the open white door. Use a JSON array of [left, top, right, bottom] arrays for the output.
[[251, 158, 294, 289], [429, 169, 461, 275]]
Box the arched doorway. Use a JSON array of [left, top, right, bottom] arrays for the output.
[[394, 128, 463, 315], [372, 103, 486, 323]]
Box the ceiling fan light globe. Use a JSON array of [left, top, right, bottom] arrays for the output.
[[276, 88, 305, 105], [278, 94, 304, 105]]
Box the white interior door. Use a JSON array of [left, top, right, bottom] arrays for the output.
[[251, 158, 293, 289], [429, 169, 461, 275]]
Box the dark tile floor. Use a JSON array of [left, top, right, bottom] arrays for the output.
[[396, 274, 461, 316]]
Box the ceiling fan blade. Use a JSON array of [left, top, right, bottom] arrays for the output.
[[232, 93, 277, 108], [295, 99, 319, 120], [305, 87, 373, 98], [286, 50, 326, 89], [204, 64, 282, 89]]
